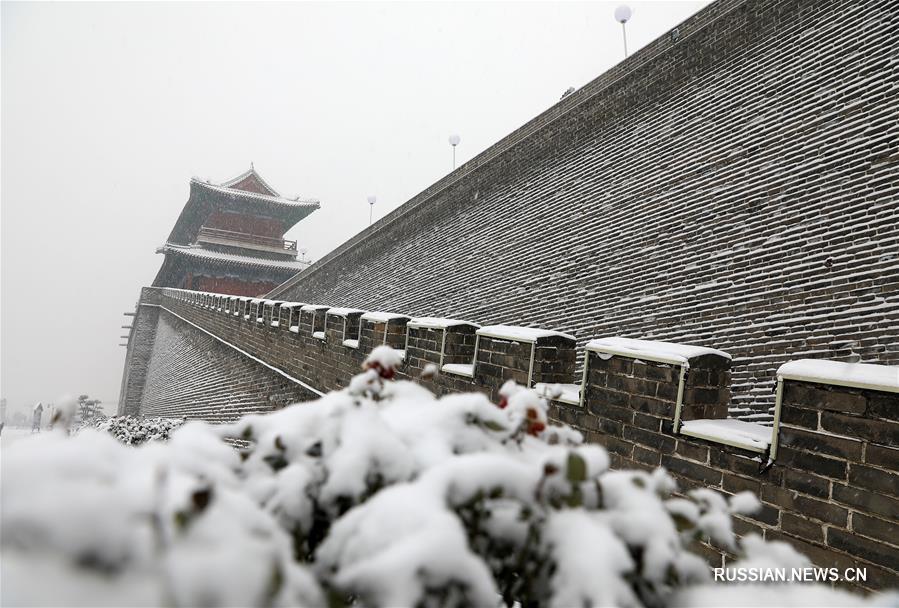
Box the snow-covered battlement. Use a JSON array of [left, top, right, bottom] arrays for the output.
[[407, 317, 480, 330], [154, 288, 899, 466], [325, 307, 365, 318], [360, 311, 410, 323], [777, 359, 899, 394], [680, 418, 772, 453], [300, 304, 330, 312], [477, 325, 576, 343], [586, 338, 731, 366]]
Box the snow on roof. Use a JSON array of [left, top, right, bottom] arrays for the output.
[[191, 178, 319, 209], [477, 325, 576, 343], [777, 359, 899, 393], [161, 244, 309, 272], [301, 304, 331, 312], [278, 302, 308, 309], [218, 167, 281, 197], [361, 311, 410, 323], [586, 337, 731, 365], [680, 418, 772, 453], [407, 317, 480, 330], [326, 307, 366, 317]]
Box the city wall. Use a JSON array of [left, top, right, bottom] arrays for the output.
[[269, 0, 899, 419], [129, 287, 898, 591]]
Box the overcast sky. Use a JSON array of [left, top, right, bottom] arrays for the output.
[[1, 0, 709, 415]]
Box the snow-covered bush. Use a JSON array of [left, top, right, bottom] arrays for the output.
[[2, 347, 891, 607], [79, 415, 185, 445]]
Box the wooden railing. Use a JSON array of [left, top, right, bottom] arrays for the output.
[[197, 227, 297, 253]]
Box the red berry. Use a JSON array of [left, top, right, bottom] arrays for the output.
[[363, 360, 396, 380], [528, 421, 546, 436]]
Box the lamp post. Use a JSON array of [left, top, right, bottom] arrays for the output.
[[448, 134, 461, 169], [614, 5, 632, 58], [367, 195, 377, 225]]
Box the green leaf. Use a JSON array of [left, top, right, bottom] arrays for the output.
[[173, 510, 190, 530], [483, 420, 506, 432], [671, 513, 694, 532], [326, 587, 349, 608], [565, 485, 583, 508], [263, 562, 284, 606], [566, 452, 587, 483]]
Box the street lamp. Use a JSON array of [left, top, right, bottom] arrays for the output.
[[367, 195, 377, 225], [448, 134, 461, 169], [614, 5, 632, 58]]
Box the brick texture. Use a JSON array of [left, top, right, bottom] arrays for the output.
[[269, 0, 899, 419], [555, 351, 899, 590], [117, 288, 161, 415], [139, 312, 318, 423]]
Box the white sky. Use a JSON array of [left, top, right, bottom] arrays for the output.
[[1, 0, 710, 415]]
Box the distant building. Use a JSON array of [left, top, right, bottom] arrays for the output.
[[152, 167, 319, 296]]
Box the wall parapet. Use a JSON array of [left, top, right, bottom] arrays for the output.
[[144, 287, 898, 590], [261, 0, 899, 427]]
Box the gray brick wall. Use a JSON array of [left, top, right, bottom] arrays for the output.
[[270, 0, 899, 418], [139, 310, 318, 423], [550, 351, 899, 590], [117, 288, 161, 416], [137, 288, 898, 590]]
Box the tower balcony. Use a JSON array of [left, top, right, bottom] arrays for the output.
[[196, 227, 297, 257]]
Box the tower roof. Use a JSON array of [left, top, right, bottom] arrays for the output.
[[165, 167, 320, 246], [158, 244, 310, 272], [151, 243, 308, 289], [219, 165, 281, 197]]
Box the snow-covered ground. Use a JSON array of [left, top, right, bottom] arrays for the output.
[[0, 427, 38, 450]]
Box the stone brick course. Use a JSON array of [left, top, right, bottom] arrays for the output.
[[268, 0, 899, 421], [139, 312, 317, 422], [118, 288, 162, 415]]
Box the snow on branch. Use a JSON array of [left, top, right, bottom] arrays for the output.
[[1, 347, 888, 607], [77, 415, 185, 445]]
